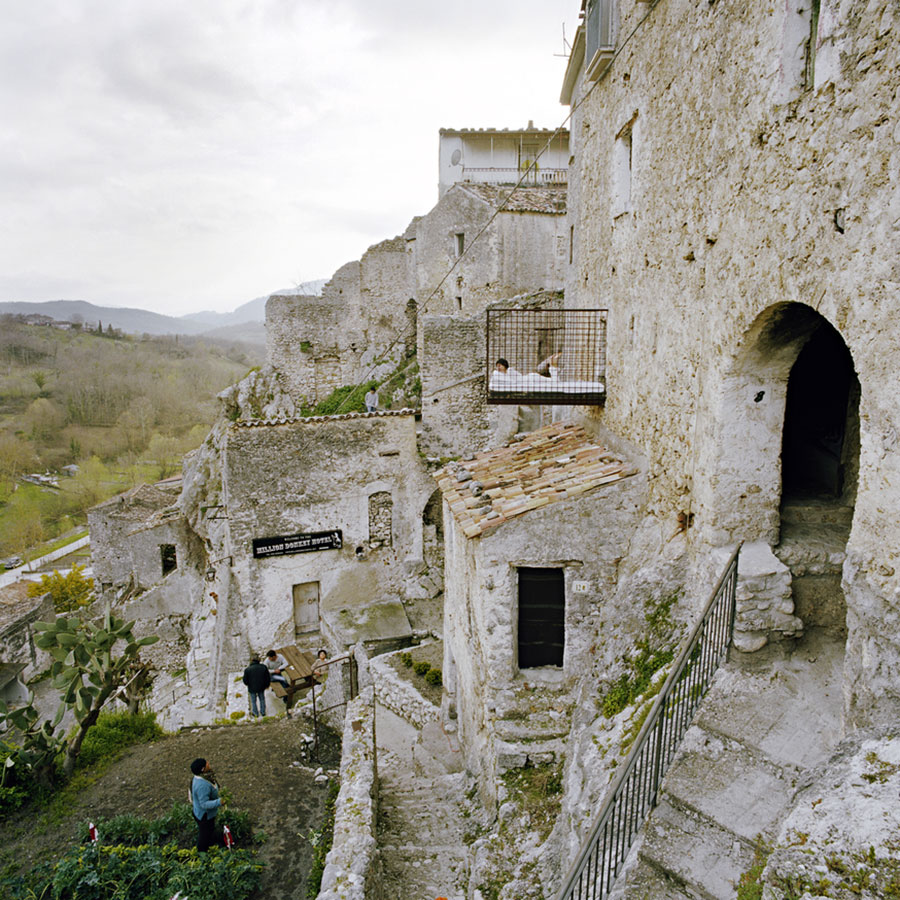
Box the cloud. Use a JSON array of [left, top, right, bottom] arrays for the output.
[[0, 0, 579, 315]]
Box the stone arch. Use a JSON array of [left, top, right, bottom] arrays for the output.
[[700, 301, 860, 648], [699, 302, 859, 548]]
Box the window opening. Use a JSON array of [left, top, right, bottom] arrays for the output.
[[518, 567, 565, 668], [368, 491, 393, 547], [160, 544, 177, 576], [455, 232, 465, 257], [612, 120, 634, 216]]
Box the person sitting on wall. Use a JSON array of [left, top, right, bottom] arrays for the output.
[[265, 649, 289, 687], [242, 656, 271, 717], [364, 387, 378, 412], [313, 648, 329, 679]]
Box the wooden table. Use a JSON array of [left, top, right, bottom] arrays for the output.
[[271, 645, 320, 710]]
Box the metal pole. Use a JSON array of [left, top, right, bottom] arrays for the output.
[[311, 682, 319, 762]]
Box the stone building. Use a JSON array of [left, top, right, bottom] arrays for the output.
[[88, 482, 191, 594], [436, 422, 644, 803], [0, 582, 52, 704], [559, 0, 899, 722], [438, 124, 569, 196], [215, 409, 440, 658], [415, 182, 568, 318], [266, 230, 417, 409]]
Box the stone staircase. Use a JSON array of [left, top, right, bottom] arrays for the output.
[[621, 628, 844, 899], [376, 703, 470, 900], [493, 680, 574, 769], [776, 499, 852, 633]]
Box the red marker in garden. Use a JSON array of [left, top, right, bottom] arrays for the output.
[[88, 822, 98, 844], [223, 823, 234, 849]]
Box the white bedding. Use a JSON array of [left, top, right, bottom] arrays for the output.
[[489, 370, 605, 393]]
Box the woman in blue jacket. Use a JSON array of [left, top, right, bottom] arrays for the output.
[[190, 757, 222, 851]]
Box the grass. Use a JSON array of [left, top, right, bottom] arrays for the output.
[[500, 763, 563, 840]]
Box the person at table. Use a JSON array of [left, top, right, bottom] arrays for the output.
[[265, 649, 290, 687]]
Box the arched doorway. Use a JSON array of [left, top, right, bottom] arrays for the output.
[[781, 321, 859, 504], [702, 302, 859, 645], [778, 318, 859, 635]]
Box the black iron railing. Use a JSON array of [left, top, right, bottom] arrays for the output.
[[554, 545, 741, 900], [486, 308, 607, 405]]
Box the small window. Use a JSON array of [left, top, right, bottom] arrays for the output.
[[518, 567, 565, 668], [454, 232, 465, 257], [161, 544, 177, 576], [569, 225, 575, 265], [456, 296, 463, 311], [612, 116, 635, 217]]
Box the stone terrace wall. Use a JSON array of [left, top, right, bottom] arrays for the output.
[[564, 0, 900, 725], [370, 648, 440, 730], [315, 691, 382, 900]]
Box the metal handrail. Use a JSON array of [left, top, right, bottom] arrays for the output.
[[554, 544, 741, 900]]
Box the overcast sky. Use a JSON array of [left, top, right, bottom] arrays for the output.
[[0, 0, 578, 317]]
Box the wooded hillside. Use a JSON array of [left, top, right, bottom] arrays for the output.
[[0, 317, 260, 556]]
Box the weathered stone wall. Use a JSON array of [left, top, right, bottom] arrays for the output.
[[267, 234, 416, 409], [564, 0, 900, 725], [220, 413, 436, 673], [419, 314, 518, 458], [415, 184, 567, 317], [370, 649, 440, 730], [442, 468, 647, 806]]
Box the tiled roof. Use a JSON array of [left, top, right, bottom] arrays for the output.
[[458, 183, 567, 215], [434, 422, 636, 539], [232, 408, 417, 428]]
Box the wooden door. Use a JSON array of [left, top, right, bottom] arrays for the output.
[[292, 581, 320, 635], [517, 568, 565, 668]]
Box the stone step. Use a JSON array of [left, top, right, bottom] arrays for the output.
[[660, 724, 799, 842], [779, 503, 853, 526], [693, 646, 842, 771], [622, 857, 711, 900], [638, 796, 757, 900]]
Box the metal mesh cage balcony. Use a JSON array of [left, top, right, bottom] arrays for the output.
[[486, 308, 607, 405]]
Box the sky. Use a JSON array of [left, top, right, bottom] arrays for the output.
[[0, 0, 579, 317]]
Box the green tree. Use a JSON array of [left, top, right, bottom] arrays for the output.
[[27, 564, 94, 613], [33, 611, 159, 778]]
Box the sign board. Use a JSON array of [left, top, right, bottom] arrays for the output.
[[252, 530, 342, 559]]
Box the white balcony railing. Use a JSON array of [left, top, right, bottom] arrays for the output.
[[461, 166, 567, 186]]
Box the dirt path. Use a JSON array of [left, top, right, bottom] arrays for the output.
[[0, 716, 341, 899]]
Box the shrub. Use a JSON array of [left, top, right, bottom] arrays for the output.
[[424, 668, 443, 687], [73, 710, 163, 771], [399, 652, 413, 668], [413, 660, 431, 676]]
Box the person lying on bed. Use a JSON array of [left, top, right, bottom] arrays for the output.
[[494, 352, 560, 378]]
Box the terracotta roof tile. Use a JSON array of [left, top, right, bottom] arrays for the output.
[[433, 422, 636, 538]]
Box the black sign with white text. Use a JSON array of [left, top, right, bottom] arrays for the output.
[[252, 530, 343, 559]]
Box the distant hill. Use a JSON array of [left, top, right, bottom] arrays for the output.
[[180, 280, 327, 328], [0, 300, 210, 337], [0, 280, 326, 346]]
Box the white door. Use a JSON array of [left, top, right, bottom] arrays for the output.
[[292, 581, 320, 635]]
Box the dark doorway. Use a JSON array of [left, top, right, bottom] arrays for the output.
[[781, 323, 856, 501], [517, 568, 565, 668]]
